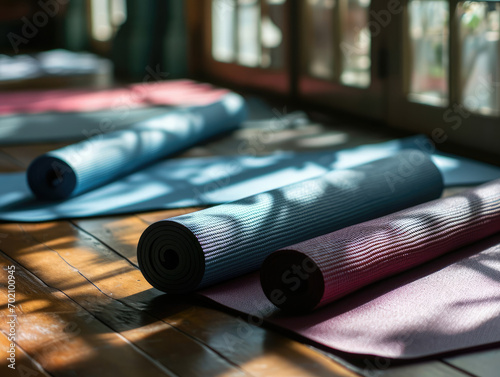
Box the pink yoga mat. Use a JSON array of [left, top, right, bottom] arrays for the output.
[[0, 80, 227, 115], [199, 180, 500, 359], [261, 179, 500, 313]]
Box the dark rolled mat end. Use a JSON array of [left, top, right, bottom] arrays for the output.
[[137, 220, 205, 294], [27, 155, 77, 200], [260, 250, 324, 313]]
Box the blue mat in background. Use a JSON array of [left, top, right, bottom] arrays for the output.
[[1, 135, 500, 222], [0, 107, 175, 145], [26, 93, 247, 199], [0, 96, 284, 146]]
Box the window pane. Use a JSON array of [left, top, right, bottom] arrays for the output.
[[340, 0, 371, 87], [304, 0, 336, 79], [261, 0, 286, 69], [91, 0, 113, 41], [459, 1, 500, 115], [110, 0, 127, 27], [212, 0, 236, 62], [408, 0, 449, 106], [238, 0, 261, 67]]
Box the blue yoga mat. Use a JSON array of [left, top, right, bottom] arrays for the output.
[[1, 135, 499, 222], [0, 96, 291, 146], [0, 107, 177, 145], [26, 92, 247, 199], [137, 151, 444, 293]]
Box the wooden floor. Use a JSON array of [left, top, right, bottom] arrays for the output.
[[1, 118, 499, 377]]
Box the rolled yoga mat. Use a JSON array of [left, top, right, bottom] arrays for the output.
[[3, 135, 500, 222], [261, 178, 500, 313], [138, 150, 444, 294], [26, 92, 246, 200]]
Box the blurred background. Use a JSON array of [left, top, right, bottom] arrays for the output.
[[0, 0, 499, 156]]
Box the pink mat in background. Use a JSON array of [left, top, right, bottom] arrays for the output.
[[200, 234, 500, 359], [0, 80, 228, 115]]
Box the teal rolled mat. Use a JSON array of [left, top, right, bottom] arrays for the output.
[[26, 93, 246, 200], [137, 150, 444, 294]]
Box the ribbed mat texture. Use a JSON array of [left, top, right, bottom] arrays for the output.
[[138, 150, 444, 293], [3, 136, 500, 221], [200, 233, 500, 358], [27, 93, 246, 199], [261, 179, 500, 312]]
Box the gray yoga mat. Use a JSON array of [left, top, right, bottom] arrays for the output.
[[0, 95, 286, 146], [0, 107, 176, 145]]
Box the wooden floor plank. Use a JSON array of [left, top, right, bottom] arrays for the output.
[[0, 143, 68, 168], [340, 356, 474, 377], [71, 209, 203, 266], [0, 149, 24, 172], [444, 349, 500, 377], [0, 222, 250, 377], [72, 216, 147, 265], [0, 251, 176, 377], [6, 220, 362, 377], [376, 362, 472, 377]]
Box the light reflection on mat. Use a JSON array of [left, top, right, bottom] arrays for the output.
[[1, 135, 500, 222]]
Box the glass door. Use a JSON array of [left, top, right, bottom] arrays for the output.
[[387, 0, 500, 155]]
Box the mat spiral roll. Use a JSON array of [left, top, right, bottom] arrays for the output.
[[261, 179, 500, 313], [138, 150, 443, 294], [27, 93, 246, 199]]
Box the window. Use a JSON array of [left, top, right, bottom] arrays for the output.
[[407, 0, 449, 106], [89, 0, 127, 44], [195, 0, 500, 155], [211, 0, 286, 68], [340, 0, 371, 87], [302, 0, 372, 88], [458, 1, 500, 115]]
